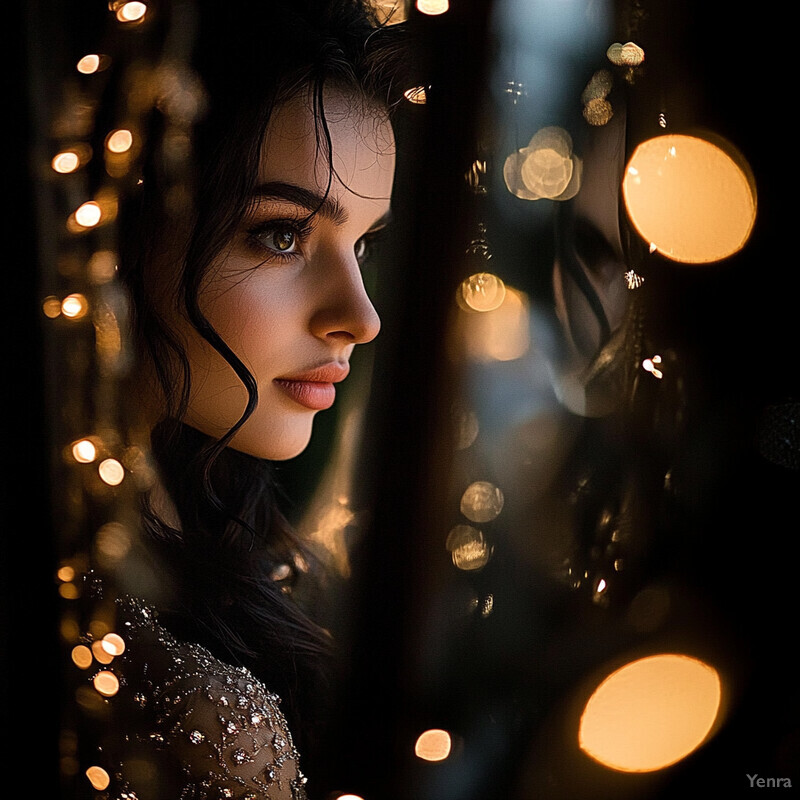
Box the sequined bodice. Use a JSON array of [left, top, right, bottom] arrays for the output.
[[109, 596, 308, 800]]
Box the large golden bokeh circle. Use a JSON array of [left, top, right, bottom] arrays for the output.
[[622, 134, 756, 264], [579, 653, 721, 772]]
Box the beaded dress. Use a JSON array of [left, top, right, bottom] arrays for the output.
[[108, 595, 308, 800]]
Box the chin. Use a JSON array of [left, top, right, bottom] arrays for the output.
[[227, 417, 315, 461]]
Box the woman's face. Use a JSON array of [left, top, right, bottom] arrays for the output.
[[177, 87, 395, 459]]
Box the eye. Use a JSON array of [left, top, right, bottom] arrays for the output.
[[258, 227, 298, 254], [246, 218, 313, 260]]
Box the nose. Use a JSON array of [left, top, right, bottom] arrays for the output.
[[309, 246, 381, 345]]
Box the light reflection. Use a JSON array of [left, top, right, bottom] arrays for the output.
[[415, 729, 452, 761], [86, 766, 111, 791], [404, 85, 428, 104], [93, 670, 120, 697], [446, 525, 491, 571], [579, 654, 722, 772], [460, 481, 504, 523], [623, 134, 757, 263], [57, 565, 75, 582]]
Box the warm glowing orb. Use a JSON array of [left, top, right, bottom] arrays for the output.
[[459, 272, 506, 312], [52, 151, 80, 173], [106, 129, 133, 153], [116, 1, 147, 22], [579, 653, 722, 772], [72, 439, 97, 463], [86, 766, 110, 791], [460, 481, 504, 523], [415, 729, 452, 761], [77, 54, 100, 74], [416, 0, 449, 14], [61, 294, 88, 319], [98, 458, 125, 486], [623, 134, 756, 264], [102, 633, 126, 657], [93, 670, 120, 697], [75, 201, 102, 228], [446, 525, 491, 571], [71, 645, 93, 669]]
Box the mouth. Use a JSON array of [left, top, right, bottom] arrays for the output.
[[274, 362, 350, 411]]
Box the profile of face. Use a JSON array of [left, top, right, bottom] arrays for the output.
[[176, 87, 395, 459]]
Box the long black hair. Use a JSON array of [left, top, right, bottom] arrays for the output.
[[115, 0, 409, 761]]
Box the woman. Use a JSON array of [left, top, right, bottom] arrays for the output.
[[100, 1, 409, 797]]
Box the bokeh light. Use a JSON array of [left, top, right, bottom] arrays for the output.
[[416, 0, 449, 14], [115, 1, 147, 22], [446, 524, 492, 571], [460, 481, 504, 523], [102, 633, 126, 657], [504, 127, 582, 202], [71, 645, 93, 670], [93, 670, 120, 697], [61, 294, 89, 319], [622, 133, 757, 263], [92, 640, 115, 665], [105, 128, 133, 153], [72, 439, 97, 464], [86, 766, 110, 791], [607, 41, 645, 66], [98, 458, 125, 486], [451, 284, 530, 362], [579, 653, 722, 772], [74, 201, 102, 228], [76, 54, 101, 74], [42, 295, 62, 318], [415, 729, 452, 761], [458, 272, 506, 312], [52, 151, 80, 173]]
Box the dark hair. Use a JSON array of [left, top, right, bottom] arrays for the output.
[[116, 0, 408, 760]]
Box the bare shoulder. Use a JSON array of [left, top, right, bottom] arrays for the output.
[[111, 596, 308, 800]]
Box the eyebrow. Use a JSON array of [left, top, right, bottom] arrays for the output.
[[250, 181, 393, 232], [251, 181, 348, 224]]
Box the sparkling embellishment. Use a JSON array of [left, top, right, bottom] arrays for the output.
[[250, 713, 262, 725], [273, 733, 287, 750], [188, 729, 206, 744], [133, 692, 147, 707], [226, 720, 239, 735], [232, 748, 252, 765]]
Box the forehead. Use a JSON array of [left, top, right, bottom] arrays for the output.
[[260, 87, 396, 201]]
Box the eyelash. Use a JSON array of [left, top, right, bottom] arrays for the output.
[[245, 217, 386, 266]]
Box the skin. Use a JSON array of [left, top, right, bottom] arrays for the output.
[[176, 87, 395, 459]]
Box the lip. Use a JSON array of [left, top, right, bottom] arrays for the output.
[[274, 362, 350, 411]]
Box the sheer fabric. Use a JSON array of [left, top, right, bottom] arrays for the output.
[[109, 596, 308, 800]]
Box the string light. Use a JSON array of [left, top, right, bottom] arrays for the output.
[[61, 293, 89, 319], [71, 439, 97, 463], [105, 128, 133, 153]]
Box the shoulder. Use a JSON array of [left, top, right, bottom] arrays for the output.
[[112, 596, 308, 800]]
